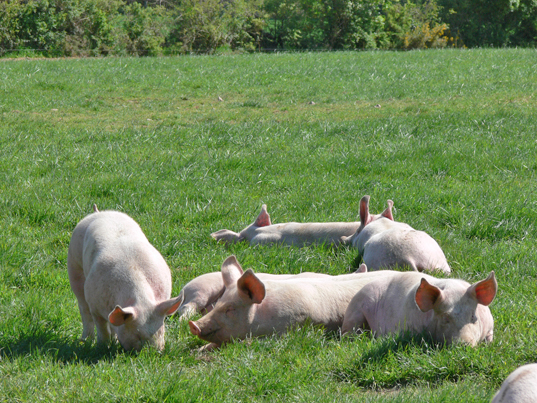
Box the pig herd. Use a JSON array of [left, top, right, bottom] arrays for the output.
[[66, 196, 528, 402]]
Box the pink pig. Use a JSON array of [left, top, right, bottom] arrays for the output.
[[211, 204, 365, 247], [492, 364, 537, 403], [188, 256, 392, 350], [343, 195, 451, 274], [177, 264, 368, 320], [342, 268, 497, 346], [67, 206, 183, 351]]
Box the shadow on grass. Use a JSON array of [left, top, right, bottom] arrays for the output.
[[332, 332, 472, 390], [350, 252, 363, 270], [0, 326, 130, 365]]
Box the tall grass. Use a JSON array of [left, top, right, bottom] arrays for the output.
[[1, 49, 536, 402]]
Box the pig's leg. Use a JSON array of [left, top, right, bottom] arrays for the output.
[[211, 229, 242, 244], [94, 314, 112, 344], [342, 308, 369, 335], [67, 258, 95, 340]]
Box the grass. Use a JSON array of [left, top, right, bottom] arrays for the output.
[[1, 48, 537, 402]]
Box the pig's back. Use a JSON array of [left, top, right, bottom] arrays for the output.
[[492, 363, 537, 403], [267, 271, 400, 331], [82, 211, 171, 295], [253, 221, 361, 246]]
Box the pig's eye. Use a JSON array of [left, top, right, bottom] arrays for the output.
[[471, 313, 478, 323], [226, 307, 235, 316]]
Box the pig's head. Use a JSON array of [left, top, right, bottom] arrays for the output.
[[342, 195, 394, 247], [189, 255, 266, 347], [108, 295, 183, 351], [415, 271, 497, 346], [211, 205, 272, 244]]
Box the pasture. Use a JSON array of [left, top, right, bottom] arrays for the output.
[[0, 49, 536, 402]]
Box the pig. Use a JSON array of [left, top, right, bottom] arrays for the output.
[[177, 263, 368, 320], [188, 256, 394, 350], [67, 207, 183, 351], [491, 364, 537, 403], [341, 268, 497, 346], [343, 195, 451, 274], [211, 204, 369, 247]]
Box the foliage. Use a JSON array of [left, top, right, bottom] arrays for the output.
[[437, 0, 537, 47], [1, 0, 537, 56], [169, 0, 266, 53], [261, 0, 450, 50], [114, 2, 171, 56], [261, 0, 345, 49], [384, 0, 450, 49]]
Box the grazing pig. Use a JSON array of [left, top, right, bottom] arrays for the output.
[[343, 195, 451, 274], [188, 256, 394, 350], [211, 204, 367, 247], [67, 207, 183, 351], [492, 364, 537, 403], [342, 268, 497, 346], [177, 263, 368, 320]]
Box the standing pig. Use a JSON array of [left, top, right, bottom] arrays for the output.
[[491, 364, 537, 403], [343, 195, 451, 274], [188, 256, 395, 350], [211, 204, 376, 247], [67, 206, 183, 351], [342, 268, 497, 346], [177, 264, 368, 320]]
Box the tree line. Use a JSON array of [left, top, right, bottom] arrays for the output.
[[1, 0, 536, 57]]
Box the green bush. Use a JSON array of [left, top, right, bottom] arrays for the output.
[[62, 0, 121, 56], [385, 0, 449, 49], [438, 0, 537, 47], [260, 0, 449, 51], [0, 0, 121, 57], [115, 2, 171, 56], [1, 0, 536, 56], [262, 0, 338, 50], [168, 0, 266, 53], [0, 1, 23, 55], [341, 0, 391, 49]]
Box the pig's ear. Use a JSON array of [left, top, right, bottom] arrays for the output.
[[356, 263, 368, 273], [469, 271, 497, 306], [221, 255, 244, 288], [156, 294, 185, 316], [415, 278, 442, 312], [237, 269, 266, 304], [381, 200, 394, 221], [254, 204, 271, 227], [359, 195, 371, 226], [109, 305, 136, 326]]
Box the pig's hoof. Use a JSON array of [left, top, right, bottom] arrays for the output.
[[199, 343, 219, 352]]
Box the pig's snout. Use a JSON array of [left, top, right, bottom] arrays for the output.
[[189, 321, 201, 336]]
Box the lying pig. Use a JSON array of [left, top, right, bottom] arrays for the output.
[[492, 364, 537, 403], [178, 263, 368, 320], [342, 268, 497, 346], [211, 204, 376, 247], [67, 206, 183, 351], [188, 256, 392, 350], [343, 195, 451, 274]]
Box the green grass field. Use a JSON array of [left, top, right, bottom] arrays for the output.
[[1, 49, 536, 402]]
